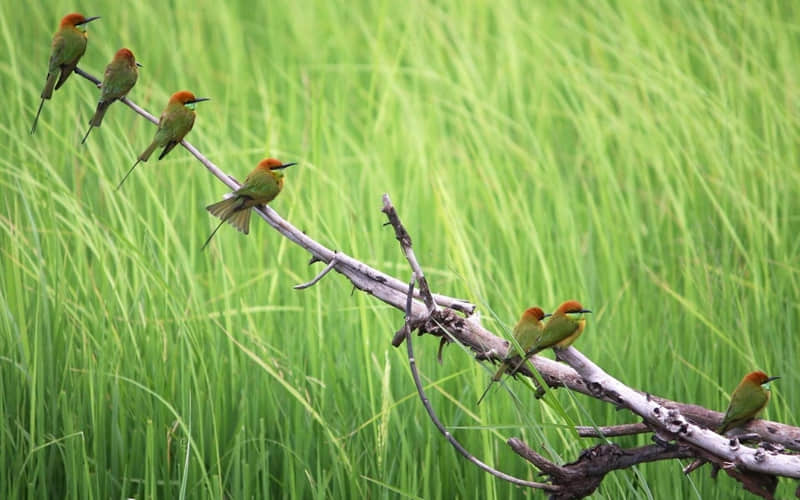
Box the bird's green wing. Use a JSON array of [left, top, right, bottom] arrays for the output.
[[721, 384, 768, 429], [101, 62, 137, 100], [532, 316, 578, 352], [513, 321, 543, 355], [235, 171, 281, 203]]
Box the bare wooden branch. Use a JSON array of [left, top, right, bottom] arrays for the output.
[[576, 423, 651, 438]]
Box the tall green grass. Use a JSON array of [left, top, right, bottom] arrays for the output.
[[2, 0, 799, 497]]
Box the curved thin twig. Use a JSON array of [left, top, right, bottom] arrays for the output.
[[293, 254, 337, 289]]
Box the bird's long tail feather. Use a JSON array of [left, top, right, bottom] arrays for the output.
[[89, 100, 112, 128], [81, 124, 94, 144], [228, 208, 252, 234], [207, 198, 251, 233], [202, 197, 251, 250], [476, 361, 510, 405], [201, 218, 227, 251], [41, 71, 58, 100], [30, 99, 46, 134], [54, 66, 75, 91], [116, 159, 142, 190], [207, 197, 240, 220], [476, 382, 495, 406], [137, 140, 159, 163]]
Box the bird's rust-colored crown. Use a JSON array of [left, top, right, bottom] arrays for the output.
[[257, 158, 297, 171], [60, 13, 88, 27], [261, 158, 285, 169], [554, 300, 590, 315], [170, 90, 198, 104], [521, 306, 546, 322], [60, 13, 98, 28], [115, 48, 136, 61], [168, 90, 209, 106], [745, 371, 778, 385]]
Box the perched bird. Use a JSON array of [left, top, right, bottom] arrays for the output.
[[81, 48, 142, 144], [31, 13, 100, 134], [537, 300, 592, 351], [717, 371, 779, 434], [683, 370, 779, 474], [117, 90, 209, 189], [476, 307, 550, 405], [202, 158, 297, 250]]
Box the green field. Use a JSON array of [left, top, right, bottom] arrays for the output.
[[2, 1, 799, 498]]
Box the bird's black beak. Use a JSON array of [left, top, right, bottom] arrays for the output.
[[77, 16, 101, 26], [136, 62, 143, 67], [187, 97, 210, 104], [272, 162, 297, 170], [765, 376, 781, 383], [541, 313, 552, 319], [578, 309, 592, 314]]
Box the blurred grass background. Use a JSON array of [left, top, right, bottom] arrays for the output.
[[2, 0, 799, 498]]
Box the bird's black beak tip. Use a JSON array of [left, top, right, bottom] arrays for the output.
[[79, 16, 101, 25]]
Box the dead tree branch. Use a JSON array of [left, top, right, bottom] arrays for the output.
[[70, 66, 799, 498]]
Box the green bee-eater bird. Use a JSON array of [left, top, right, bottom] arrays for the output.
[[201, 158, 297, 250], [717, 371, 779, 434], [31, 13, 100, 134], [81, 48, 142, 144], [476, 306, 550, 405], [117, 90, 209, 189], [537, 300, 592, 351]]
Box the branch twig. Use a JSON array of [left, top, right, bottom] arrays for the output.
[[382, 194, 438, 346], [293, 253, 337, 289]]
